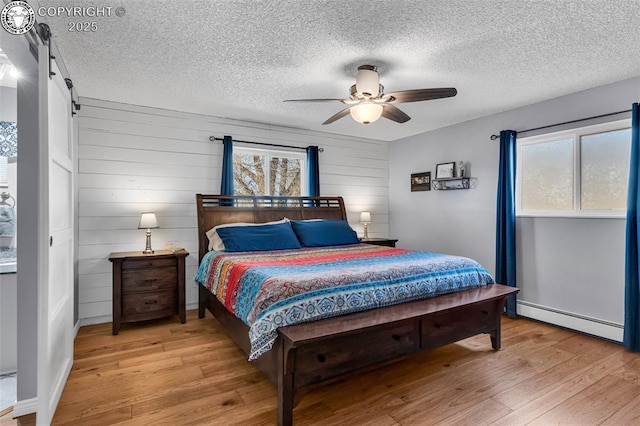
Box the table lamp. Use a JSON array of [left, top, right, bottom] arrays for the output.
[[360, 211, 371, 239], [138, 212, 159, 254]]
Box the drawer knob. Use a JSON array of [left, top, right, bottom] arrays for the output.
[[144, 278, 158, 283], [434, 323, 442, 329], [145, 300, 158, 305], [392, 334, 403, 342], [481, 310, 489, 315], [316, 354, 327, 363]]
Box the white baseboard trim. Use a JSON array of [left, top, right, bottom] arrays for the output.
[[41, 358, 72, 425], [78, 315, 111, 327], [517, 300, 623, 342], [12, 397, 37, 417]]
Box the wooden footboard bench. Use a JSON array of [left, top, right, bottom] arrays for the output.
[[199, 283, 518, 425]]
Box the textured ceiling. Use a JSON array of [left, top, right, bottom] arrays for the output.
[[36, 0, 640, 141]]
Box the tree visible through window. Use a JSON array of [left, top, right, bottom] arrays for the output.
[[233, 147, 306, 196]]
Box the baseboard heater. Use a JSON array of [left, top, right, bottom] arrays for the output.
[[517, 300, 623, 343]]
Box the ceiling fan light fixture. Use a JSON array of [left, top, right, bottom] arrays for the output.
[[355, 65, 379, 98], [284, 63, 457, 125], [350, 103, 383, 124]]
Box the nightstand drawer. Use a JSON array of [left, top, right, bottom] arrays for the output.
[[122, 268, 177, 293], [123, 290, 177, 319], [122, 257, 177, 270]]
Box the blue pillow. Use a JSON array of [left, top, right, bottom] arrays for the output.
[[216, 222, 302, 252], [290, 220, 359, 247]]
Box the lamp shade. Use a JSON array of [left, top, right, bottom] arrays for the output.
[[360, 211, 371, 223], [350, 103, 383, 124], [138, 212, 159, 229]]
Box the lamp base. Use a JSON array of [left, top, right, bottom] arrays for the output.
[[143, 229, 154, 254], [363, 223, 369, 239]]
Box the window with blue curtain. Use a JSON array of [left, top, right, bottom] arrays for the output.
[[221, 138, 319, 197]]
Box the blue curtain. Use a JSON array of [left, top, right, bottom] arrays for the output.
[[307, 146, 320, 197], [220, 135, 234, 196], [625, 103, 640, 351], [495, 129, 518, 318]]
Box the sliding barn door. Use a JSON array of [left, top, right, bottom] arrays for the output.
[[36, 44, 75, 425]]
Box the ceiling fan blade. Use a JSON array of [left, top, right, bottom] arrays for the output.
[[386, 88, 457, 103], [283, 98, 345, 103], [322, 107, 352, 125], [381, 104, 411, 123]]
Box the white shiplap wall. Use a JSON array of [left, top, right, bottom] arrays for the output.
[[77, 98, 390, 324]]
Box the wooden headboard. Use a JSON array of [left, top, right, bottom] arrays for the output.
[[195, 195, 348, 262]]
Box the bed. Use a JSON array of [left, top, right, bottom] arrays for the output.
[[195, 194, 519, 425]]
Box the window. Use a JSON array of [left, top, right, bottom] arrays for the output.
[[233, 147, 307, 196], [517, 120, 631, 217]]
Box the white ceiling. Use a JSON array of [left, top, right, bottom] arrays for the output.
[[37, 0, 640, 141]]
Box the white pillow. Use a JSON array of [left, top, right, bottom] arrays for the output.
[[206, 218, 289, 251]]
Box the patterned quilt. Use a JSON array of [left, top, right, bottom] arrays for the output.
[[195, 244, 495, 360]]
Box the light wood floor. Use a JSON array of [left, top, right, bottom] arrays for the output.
[[2, 310, 640, 425]]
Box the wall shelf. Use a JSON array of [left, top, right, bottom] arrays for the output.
[[432, 177, 471, 190]]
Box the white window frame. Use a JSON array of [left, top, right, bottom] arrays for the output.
[[517, 119, 630, 219], [233, 146, 307, 196]]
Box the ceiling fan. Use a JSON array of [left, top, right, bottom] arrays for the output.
[[283, 65, 457, 125]]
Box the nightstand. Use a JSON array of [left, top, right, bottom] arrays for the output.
[[109, 249, 189, 335], [360, 238, 398, 247]]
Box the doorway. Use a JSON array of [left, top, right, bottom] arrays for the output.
[[0, 44, 18, 415]]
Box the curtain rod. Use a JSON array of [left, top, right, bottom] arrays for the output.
[[489, 108, 632, 140], [209, 136, 324, 152]]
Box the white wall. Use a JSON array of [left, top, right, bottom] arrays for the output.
[[77, 98, 390, 323], [390, 76, 640, 337]]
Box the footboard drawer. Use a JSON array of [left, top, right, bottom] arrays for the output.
[[294, 319, 420, 387], [421, 300, 499, 350]]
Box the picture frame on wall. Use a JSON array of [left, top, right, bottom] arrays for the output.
[[411, 172, 431, 191], [435, 162, 456, 179]]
